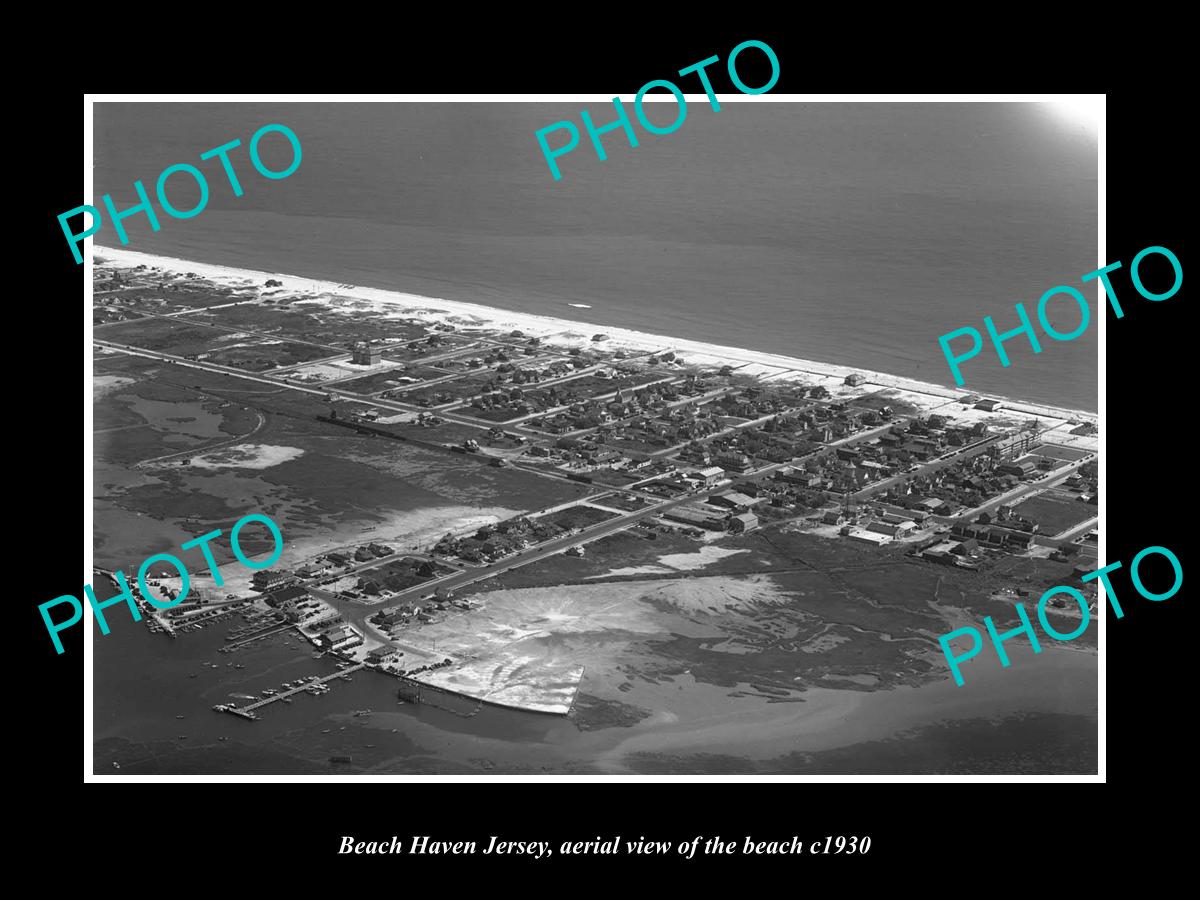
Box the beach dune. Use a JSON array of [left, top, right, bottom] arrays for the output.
[[93, 247, 1096, 425]]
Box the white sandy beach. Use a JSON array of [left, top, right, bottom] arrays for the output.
[[92, 246, 1100, 733], [93, 247, 1097, 425]]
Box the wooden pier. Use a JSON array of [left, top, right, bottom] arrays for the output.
[[216, 663, 367, 720], [218, 619, 290, 652], [396, 675, 483, 717], [94, 568, 177, 637]]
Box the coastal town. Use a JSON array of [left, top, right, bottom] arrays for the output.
[[94, 250, 1100, 723]]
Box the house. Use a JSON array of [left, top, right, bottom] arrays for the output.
[[708, 491, 762, 512], [367, 645, 398, 662], [821, 510, 847, 526], [351, 341, 381, 366], [951, 522, 982, 539], [997, 459, 1039, 478], [727, 512, 759, 534], [844, 373, 868, 387], [251, 570, 294, 592], [861, 459, 889, 475], [662, 507, 724, 530], [921, 547, 957, 566], [316, 625, 361, 650], [776, 466, 819, 487], [950, 539, 980, 556], [715, 451, 752, 472], [1000, 531, 1035, 550], [266, 584, 308, 607], [847, 528, 891, 546], [696, 466, 725, 486], [975, 399, 1004, 412], [866, 521, 903, 538]]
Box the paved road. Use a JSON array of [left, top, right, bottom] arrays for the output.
[[100, 328, 1098, 629], [96, 303, 347, 352], [849, 433, 1002, 501], [366, 426, 883, 608], [134, 409, 265, 469], [343, 477, 760, 616], [951, 454, 1094, 523], [348, 428, 1095, 616], [1051, 515, 1099, 543], [95, 340, 336, 398], [96, 339, 591, 492], [93, 423, 151, 435]]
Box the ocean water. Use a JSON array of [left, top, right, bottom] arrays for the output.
[[92, 102, 1099, 411], [91, 585, 1096, 776]]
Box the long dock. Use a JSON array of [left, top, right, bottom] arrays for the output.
[[217, 663, 368, 720], [218, 620, 290, 652], [396, 674, 483, 717], [94, 569, 177, 637]]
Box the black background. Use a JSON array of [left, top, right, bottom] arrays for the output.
[[23, 22, 1188, 883]]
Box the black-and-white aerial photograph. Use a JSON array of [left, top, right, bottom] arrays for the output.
[[84, 96, 1099, 776]]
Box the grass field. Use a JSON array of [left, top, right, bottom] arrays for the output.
[[180, 300, 426, 348], [380, 335, 479, 363], [537, 504, 618, 531], [94, 307, 145, 326], [334, 367, 426, 395], [93, 352, 598, 570], [99, 316, 240, 356], [1013, 493, 1095, 535], [203, 340, 332, 371], [1034, 443, 1092, 462]]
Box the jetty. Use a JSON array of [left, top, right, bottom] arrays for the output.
[[215, 663, 367, 720], [396, 674, 483, 717], [219, 619, 290, 652], [94, 569, 179, 637]]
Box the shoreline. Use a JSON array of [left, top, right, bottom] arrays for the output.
[[93, 246, 1096, 424]]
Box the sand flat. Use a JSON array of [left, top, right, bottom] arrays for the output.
[[189, 444, 305, 469]]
